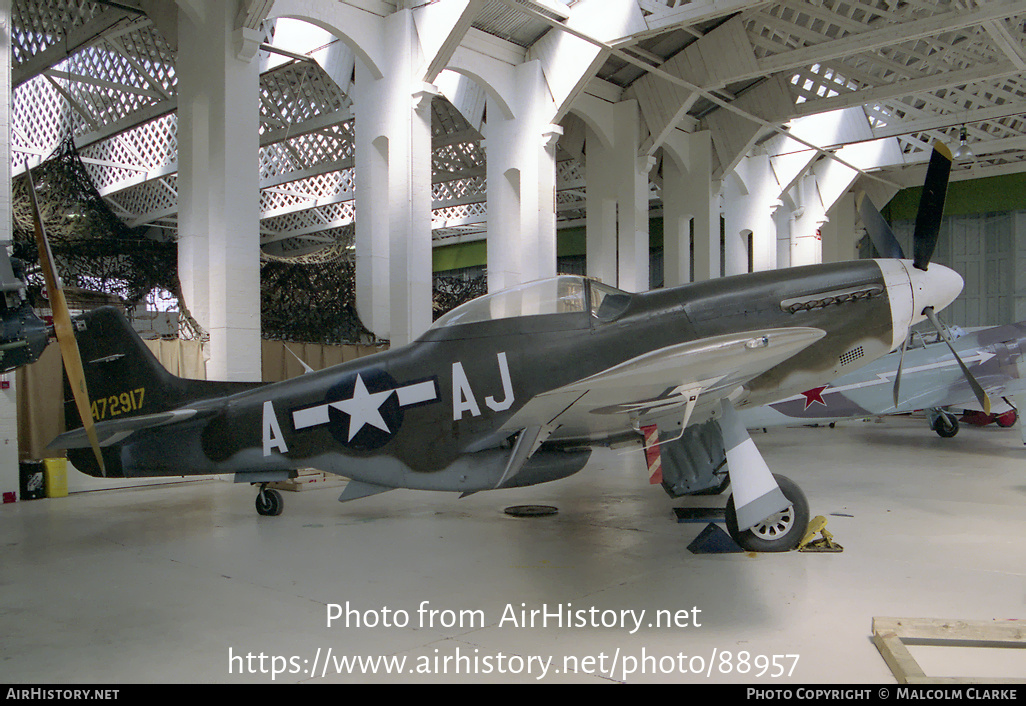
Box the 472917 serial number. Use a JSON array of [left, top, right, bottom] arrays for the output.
[[90, 388, 145, 421]]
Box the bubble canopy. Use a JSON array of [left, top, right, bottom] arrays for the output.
[[431, 276, 631, 329]]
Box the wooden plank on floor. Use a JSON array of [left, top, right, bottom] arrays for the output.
[[873, 616, 1026, 684]]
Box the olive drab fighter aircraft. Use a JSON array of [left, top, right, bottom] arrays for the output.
[[13, 143, 965, 552]]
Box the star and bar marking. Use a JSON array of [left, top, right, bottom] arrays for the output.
[[292, 374, 438, 440]]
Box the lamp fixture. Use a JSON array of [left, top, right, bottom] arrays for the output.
[[953, 124, 974, 160]]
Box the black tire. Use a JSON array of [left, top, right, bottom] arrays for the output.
[[725, 474, 809, 553], [933, 413, 959, 438], [256, 488, 284, 516], [996, 410, 1017, 428]]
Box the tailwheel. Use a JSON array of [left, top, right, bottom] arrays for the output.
[[255, 485, 284, 516], [725, 475, 809, 552]]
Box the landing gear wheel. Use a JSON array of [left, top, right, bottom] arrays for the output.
[[933, 413, 959, 438], [725, 474, 809, 553], [256, 486, 284, 516], [996, 410, 1017, 428]]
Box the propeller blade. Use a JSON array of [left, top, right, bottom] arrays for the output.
[[912, 141, 953, 271], [892, 333, 909, 410], [923, 307, 991, 415], [857, 192, 905, 259], [25, 169, 106, 475]]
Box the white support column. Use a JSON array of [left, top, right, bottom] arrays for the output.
[[584, 99, 650, 291], [353, 80, 390, 338], [485, 61, 559, 291], [661, 145, 690, 287], [774, 198, 792, 268], [0, 0, 16, 501], [679, 131, 719, 282], [820, 192, 857, 264], [790, 172, 825, 267], [724, 154, 779, 275], [615, 101, 653, 292], [353, 10, 433, 346], [177, 1, 261, 381], [722, 174, 749, 276], [585, 126, 617, 285]]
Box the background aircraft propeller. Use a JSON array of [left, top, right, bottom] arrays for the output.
[[859, 141, 986, 413], [923, 306, 991, 415], [25, 168, 106, 475], [857, 192, 904, 260]]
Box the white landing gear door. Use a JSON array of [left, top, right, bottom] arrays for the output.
[[718, 400, 789, 531]]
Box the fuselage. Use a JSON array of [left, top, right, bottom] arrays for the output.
[[69, 258, 962, 493]]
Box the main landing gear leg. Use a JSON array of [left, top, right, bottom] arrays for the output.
[[718, 402, 809, 552], [255, 483, 284, 516]]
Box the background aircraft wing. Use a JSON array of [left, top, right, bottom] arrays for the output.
[[499, 326, 825, 441]]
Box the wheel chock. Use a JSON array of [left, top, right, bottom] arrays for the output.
[[797, 515, 843, 552], [687, 522, 743, 554]]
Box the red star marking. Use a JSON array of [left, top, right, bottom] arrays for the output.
[[800, 386, 829, 410]]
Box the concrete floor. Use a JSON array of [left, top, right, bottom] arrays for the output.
[[1, 415, 1024, 684]]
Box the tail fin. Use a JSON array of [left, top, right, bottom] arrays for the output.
[[63, 306, 258, 476]]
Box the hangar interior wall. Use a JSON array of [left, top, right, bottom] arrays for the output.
[[892, 211, 1026, 329]]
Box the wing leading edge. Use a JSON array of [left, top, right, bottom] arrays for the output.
[[500, 326, 827, 442]]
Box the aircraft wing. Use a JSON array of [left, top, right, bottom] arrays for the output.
[[499, 327, 826, 442], [48, 408, 211, 449]]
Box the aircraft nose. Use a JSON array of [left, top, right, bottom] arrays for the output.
[[908, 263, 963, 322], [878, 259, 964, 350]]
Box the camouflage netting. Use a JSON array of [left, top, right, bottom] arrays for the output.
[[260, 240, 376, 344], [433, 274, 486, 320], [11, 136, 188, 328], [11, 138, 488, 345]]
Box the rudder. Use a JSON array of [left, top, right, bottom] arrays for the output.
[[63, 306, 257, 476]]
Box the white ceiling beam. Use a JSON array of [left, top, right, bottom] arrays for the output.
[[416, 0, 487, 83], [756, 1, 1026, 81], [42, 69, 164, 101], [983, 19, 1026, 70], [495, 0, 904, 189], [869, 101, 1026, 142], [623, 0, 769, 45], [104, 35, 173, 100], [12, 9, 136, 87], [258, 108, 352, 146], [791, 61, 1021, 118]]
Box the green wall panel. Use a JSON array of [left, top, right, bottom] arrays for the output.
[[885, 172, 1026, 221]]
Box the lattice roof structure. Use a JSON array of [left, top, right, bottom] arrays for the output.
[[10, 0, 1026, 267]]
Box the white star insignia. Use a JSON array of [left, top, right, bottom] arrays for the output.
[[330, 374, 394, 441]]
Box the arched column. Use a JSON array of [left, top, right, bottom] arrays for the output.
[[176, 1, 261, 380], [482, 61, 560, 291]]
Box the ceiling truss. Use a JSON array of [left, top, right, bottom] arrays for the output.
[[10, 0, 1026, 257]]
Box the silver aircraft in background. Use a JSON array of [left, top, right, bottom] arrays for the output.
[[743, 320, 1026, 441]]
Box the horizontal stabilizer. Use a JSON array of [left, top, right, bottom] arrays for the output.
[[48, 408, 207, 449]]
